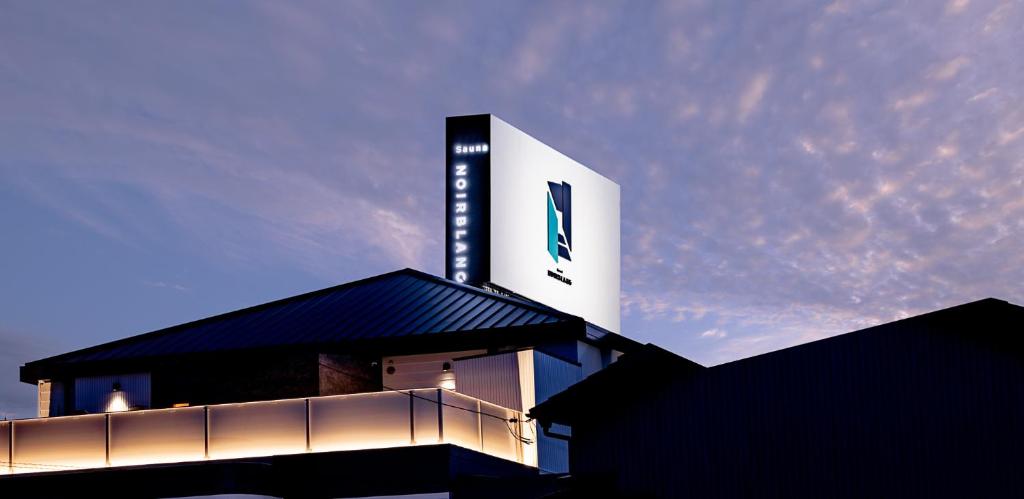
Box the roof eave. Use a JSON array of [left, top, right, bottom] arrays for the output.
[[20, 318, 589, 384]]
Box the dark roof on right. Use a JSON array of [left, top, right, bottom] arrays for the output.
[[530, 297, 1024, 424]]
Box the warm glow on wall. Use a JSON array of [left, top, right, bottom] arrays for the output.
[[105, 391, 129, 413], [439, 376, 456, 391]]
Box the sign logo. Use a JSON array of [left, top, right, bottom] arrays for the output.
[[451, 161, 471, 282], [547, 181, 572, 263]]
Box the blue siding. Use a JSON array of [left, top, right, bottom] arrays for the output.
[[577, 341, 603, 378], [74, 373, 151, 413], [533, 350, 581, 474], [48, 381, 64, 416]]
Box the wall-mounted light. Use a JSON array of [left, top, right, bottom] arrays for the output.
[[439, 362, 455, 390], [105, 381, 129, 412]]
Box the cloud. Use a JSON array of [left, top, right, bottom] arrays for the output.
[[1, 0, 1022, 373], [737, 72, 772, 123], [946, 0, 971, 16], [700, 328, 727, 339], [143, 281, 189, 292], [892, 91, 933, 111], [502, 3, 616, 89], [929, 56, 970, 80], [2, 85, 438, 276]]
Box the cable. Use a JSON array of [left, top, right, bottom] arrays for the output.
[[506, 416, 537, 445]]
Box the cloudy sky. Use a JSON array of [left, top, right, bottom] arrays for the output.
[[1, 0, 1022, 418]]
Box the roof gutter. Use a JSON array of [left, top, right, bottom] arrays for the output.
[[540, 422, 572, 441]]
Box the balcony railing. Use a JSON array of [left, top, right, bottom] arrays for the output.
[[0, 389, 528, 475]]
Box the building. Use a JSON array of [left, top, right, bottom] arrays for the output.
[[529, 298, 1024, 498], [1, 115, 633, 498], [4, 269, 637, 497], [8, 112, 1015, 498]]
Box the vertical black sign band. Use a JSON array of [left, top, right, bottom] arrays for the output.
[[445, 114, 491, 286]]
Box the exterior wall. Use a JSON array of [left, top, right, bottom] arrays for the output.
[[383, 350, 486, 391], [36, 380, 50, 417], [534, 339, 578, 364], [35, 380, 67, 417], [318, 353, 381, 396], [452, 350, 540, 467], [567, 309, 1024, 498], [452, 347, 592, 473], [36, 340, 610, 417], [576, 341, 603, 378], [531, 350, 580, 474], [74, 373, 150, 413], [151, 351, 318, 409], [49, 381, 64, 416], [452, 351, 524, 410]]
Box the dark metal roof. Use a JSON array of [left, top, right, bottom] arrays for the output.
[[530, 298, 1022, 426], [24, 269, 579, 374]]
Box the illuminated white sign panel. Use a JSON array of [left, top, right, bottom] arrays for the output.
[[446, 115, 621, 333]]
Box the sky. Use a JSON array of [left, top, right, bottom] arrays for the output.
[[0, 0, 1021, 418]]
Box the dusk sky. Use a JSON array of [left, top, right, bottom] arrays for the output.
[[2, 0, 1022, 418]]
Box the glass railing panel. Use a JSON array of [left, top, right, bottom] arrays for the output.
[[411, 389, 440, 445], [479, 400, 520, 462], [12, 414, 106, 473], [1, 421, 9, 474], [309, 391, 409, 452], [109, 406, 205, 466], [207, 398, 306, 460], [3, 390, 529, 475], [439, 390, 480, 452]]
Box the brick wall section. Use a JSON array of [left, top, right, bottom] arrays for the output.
[[151, 351, 319, 408], [318, 353, 381, 396]]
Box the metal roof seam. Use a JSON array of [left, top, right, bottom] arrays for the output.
[[22, 269, 581, 376]]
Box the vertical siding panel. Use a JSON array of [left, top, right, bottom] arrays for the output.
[[49, 382, 65, 417], [577, 341, 604, 378], [74, 374, 151, 413], [452, 352, 522, 411], [517, 350, 539, 468], [533, 350, 581, 474], [564, 303, 1024, 497]]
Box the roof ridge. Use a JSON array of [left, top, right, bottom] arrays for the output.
[[397, 268, 579, 321]]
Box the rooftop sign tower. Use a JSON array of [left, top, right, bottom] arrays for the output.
[[445, 114, 621, 333]]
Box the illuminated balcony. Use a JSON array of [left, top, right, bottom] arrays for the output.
[[0, 389, 529, 475]]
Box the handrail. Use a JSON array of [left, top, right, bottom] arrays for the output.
[[0, 389, 527, 475]]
